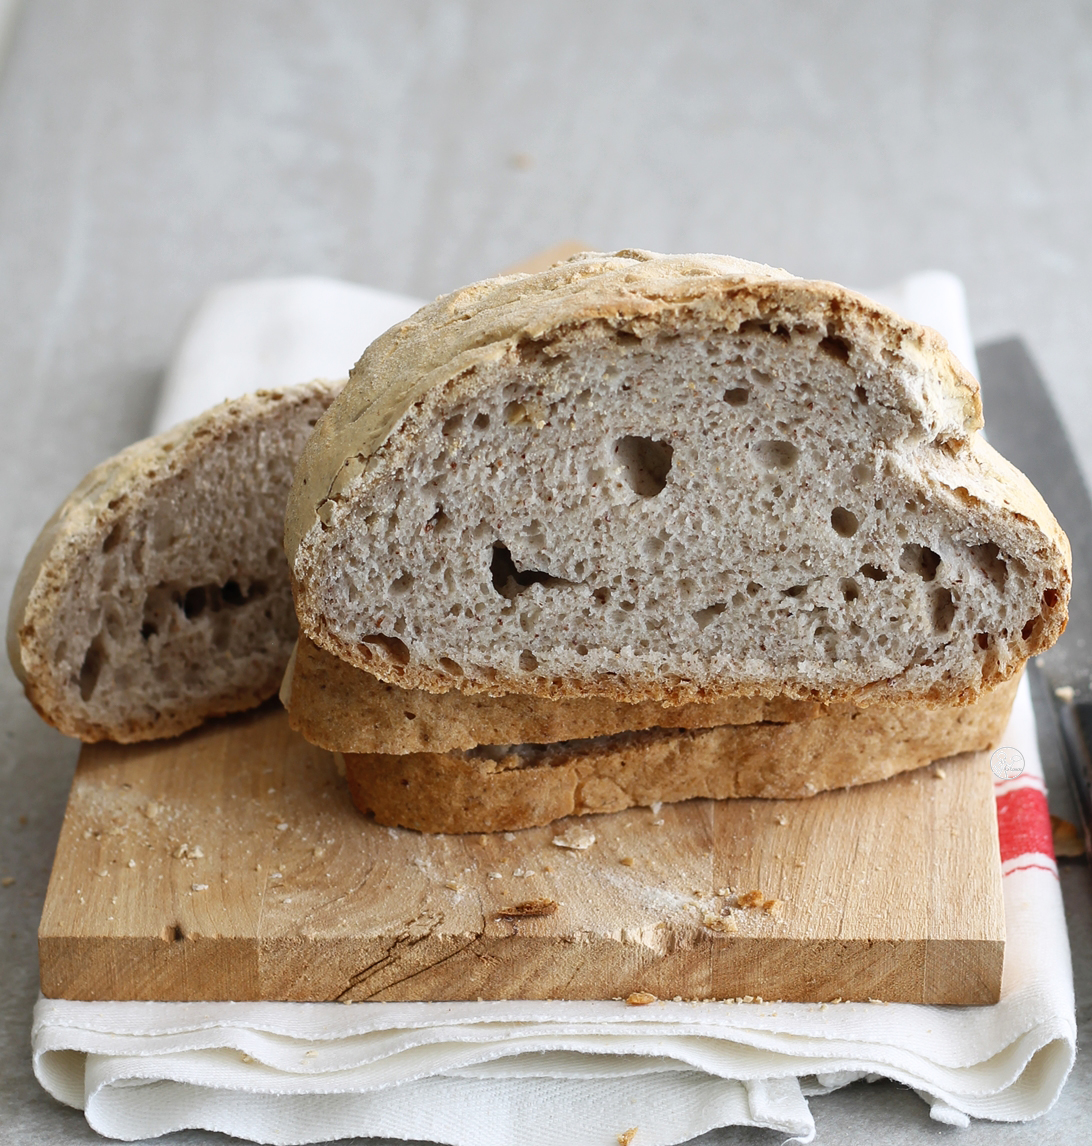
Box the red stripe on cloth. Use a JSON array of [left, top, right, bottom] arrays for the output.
[[996, 786, 1055, 865], [1004, 861, 1059, 878]]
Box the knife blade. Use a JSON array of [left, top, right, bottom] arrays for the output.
[[977, 338, 1092, 852]]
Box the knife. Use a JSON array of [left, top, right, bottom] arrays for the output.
[[977, 338, 1092, 853]]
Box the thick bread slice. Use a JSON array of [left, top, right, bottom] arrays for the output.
[[8, 382, 341, 742], [282, 633, 832, 754], [287, 250, 1070, 708], [343, 674, 1020, 833]]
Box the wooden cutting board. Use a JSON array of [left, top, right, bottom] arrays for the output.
[[38, 703, 1005, 1004]]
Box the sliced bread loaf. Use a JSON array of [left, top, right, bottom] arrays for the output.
[[286, 251, 1070, 708], [343, 673, 1019, 833], [281, 633, 830, 754], [8, 381, 340, 742]]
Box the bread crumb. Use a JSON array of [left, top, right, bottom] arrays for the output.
[[933, 766, 946, 779], [444, 881, 461, 891], [240, 1053, 254, 1063], [626, 991, 657, 1006], [1052, 815, 1085, 857], [127, 859, 136, 868], [303, 1050, 318, 1058], [776, 814, 788, 825], [143, 802, 162, 820], [652, 818, 664, 826], [1055, 685, 1076, 703], [313, 846, 326, 858], [503, 832, 516, 841], [495, 898, 558, 919], [702, 912, 738, 933], [763, 898, 783, 914], [339, 998, 353, 1005], [868, 998, 884, 1004], [735, 890, 765, 909], [649, 801, 663, 815], [488, 871, 503, 879], [619, 856, 636, 867], [553, 825, 596, 850], [191, 883, 209, 892], [617, 1127, 638, 1146], [276, 822, 289, 832], [742, 995, 754, 1003]]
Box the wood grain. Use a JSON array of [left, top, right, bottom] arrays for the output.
[[38, 703, 1004, 1004]]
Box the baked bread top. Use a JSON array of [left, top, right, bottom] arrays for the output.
[[286, 250, 1070, 706], [9, 381, 340, 741]]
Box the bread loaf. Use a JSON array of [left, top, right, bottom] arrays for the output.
[[286, 251, 1070, 708], [281, 633, 829, 755], [8, 381, 340, 742], [343, 673, 1020, 833]]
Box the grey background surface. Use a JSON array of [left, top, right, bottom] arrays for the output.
[[2, 2, 1091, 1142]]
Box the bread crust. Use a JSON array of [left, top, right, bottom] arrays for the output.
[[283, 633, 849, 754], [9, 381, 340, 742], [287, 250, 1069, 707], [343, 674, 1021, 833]]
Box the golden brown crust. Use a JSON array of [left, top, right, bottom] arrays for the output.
[[343, 674, 1020, 833], [283, 634, 835, 754], [286, 250, 1067, 708]]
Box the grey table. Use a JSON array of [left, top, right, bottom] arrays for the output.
[[3, 3, 1091, 1142]]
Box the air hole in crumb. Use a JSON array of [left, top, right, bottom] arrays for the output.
[[819, 335, 850, 362], [899, 544, 940, 581], [183, 586, 207, 618], [221, 580, 245, 606], [975, 633, 989, 650], [840, 578, 860, 602], [969, 542, 1008, 590], [438, 656, 463, 677], [1022, 617, 1039, 641], [614, 435, 673, 497], [859, 564, 887, 582], [391, 572, 414, 596], [576, 644, 589, 656], [782, 584, 808, 598], [693, 602, 726, 630], [724, 387, 750, 406], [102, 523, 123, 552], [747, 581, 762, 596], [473, 412, 490, 430], [830, 507, 859, 537], [519, 650, 538, 671], [505, 401, 529, 425], [361, 634, 410, 664], [933, 587, 956, 633], [1043, 589, 1060, 608], [854, 385, 868, 404], [140, 622, 157, 640], [491, 544, 565, 598], [79, 637, 105, 702], [593, 587, 610, 605], [753, 440, 800, 470], [442, 414, 463, 436], [404, 711, 417, 720]]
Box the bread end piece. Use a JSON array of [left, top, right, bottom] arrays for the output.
[[9, 381, 341, 742], [343, 674, 1021, 834]]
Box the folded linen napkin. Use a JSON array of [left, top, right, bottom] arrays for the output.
[[32, 268, 1075, 1144]]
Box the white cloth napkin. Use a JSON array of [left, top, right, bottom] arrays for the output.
[[32, 269, 1076, 1144]]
